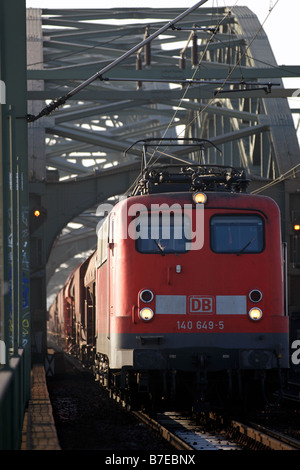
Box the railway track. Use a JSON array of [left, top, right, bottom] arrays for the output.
[[53, 349, 300, 452], [132, 410, 300, 451], [52, 349, 300, 452], [133, 411, 242, 450], [228, 419, 300, 450]]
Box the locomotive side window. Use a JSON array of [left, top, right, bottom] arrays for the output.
[[210, 215, 264, 254], [136, 213, 190, 254], [97, 217, 109, 265]]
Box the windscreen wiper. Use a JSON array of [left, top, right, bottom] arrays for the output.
[[236, 234, 257, 256], [154, 239, 165, 255]]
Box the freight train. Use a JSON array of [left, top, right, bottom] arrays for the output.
[[48, 139, 289, 410]]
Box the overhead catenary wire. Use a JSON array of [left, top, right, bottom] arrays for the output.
[[251, 162, 300, 194], [145, 0, 241, 168], [99, 77, 279, 88], [121, 0, 287, 196], [125, 2, 243, 193], [27, 0, 210, 123], [178, 0, 282, 140], [141, 0, 285, 187], [128, 0, 298, 197], [32, 0, 293, 196]]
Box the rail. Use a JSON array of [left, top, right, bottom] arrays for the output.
[[132, 411, 194, 451], [231, 420, 300, 450], [133, 409, 300, 451]]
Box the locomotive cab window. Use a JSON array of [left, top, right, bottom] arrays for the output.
[[210, 215, 264, 254], [136, 213, 190, 254]]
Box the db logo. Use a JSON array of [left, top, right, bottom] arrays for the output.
[[189, 296, 214, 313]]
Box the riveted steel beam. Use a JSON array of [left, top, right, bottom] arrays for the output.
[[27, 64, 300, 81]]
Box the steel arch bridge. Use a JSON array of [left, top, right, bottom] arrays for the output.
[[26, 7, 300, 331], [27, 6, 300, 183]]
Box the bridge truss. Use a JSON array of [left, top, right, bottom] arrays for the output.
[[28, 6, 300, 180], [26, 7, 300, 331]]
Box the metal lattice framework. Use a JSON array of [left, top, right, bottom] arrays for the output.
[[26, 7, 300, 297], [27, 6, 300, 180]]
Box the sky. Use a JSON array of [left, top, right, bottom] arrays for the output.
[[25, 0, 300, 118], [25, 0, 299, 65]]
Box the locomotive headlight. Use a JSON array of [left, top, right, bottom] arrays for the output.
[[248, 307, 263, 321], [139, 307, 154, 321], [193, 191, 207, 204]]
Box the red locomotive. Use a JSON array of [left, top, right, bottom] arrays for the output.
[[48, 139, 289, 410]]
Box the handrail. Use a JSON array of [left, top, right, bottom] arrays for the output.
[[0, 347, 31, 450]]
